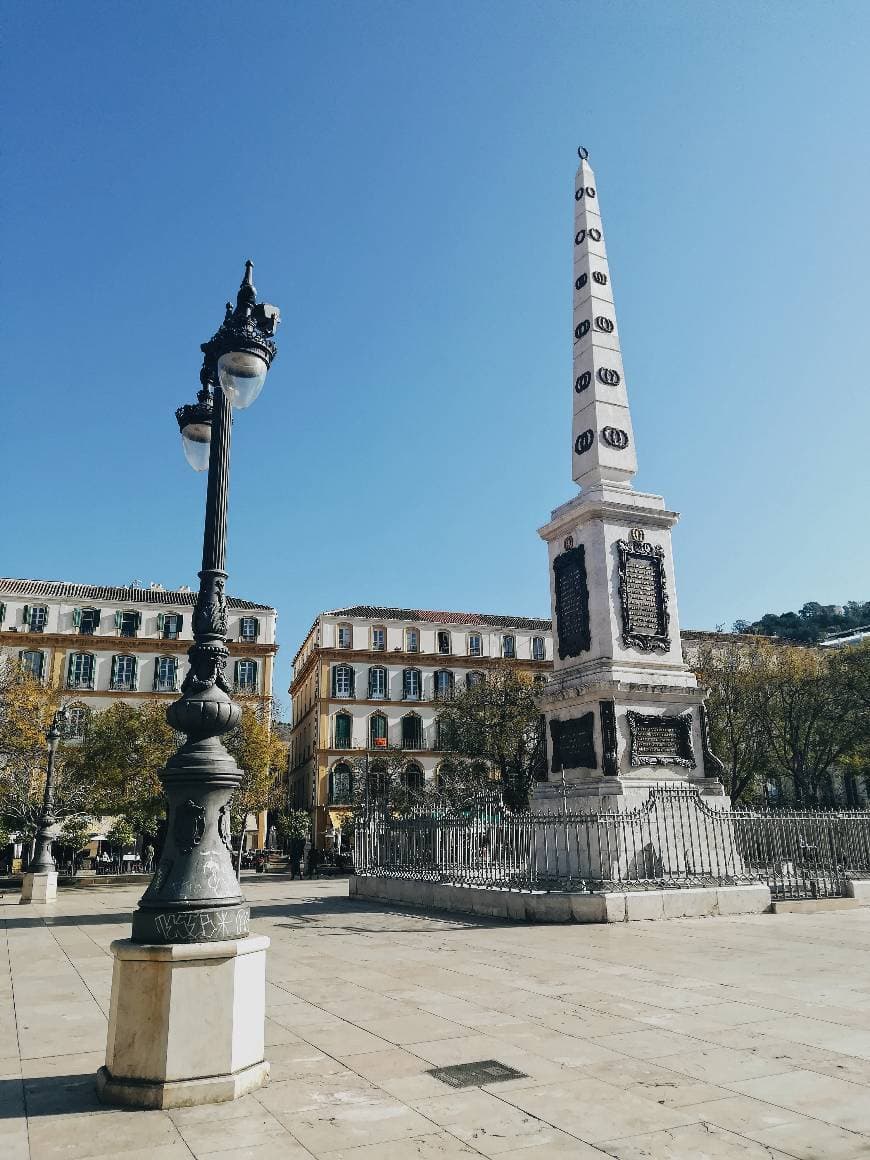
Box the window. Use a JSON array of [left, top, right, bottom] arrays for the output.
[[502, 634, 516, 659], [434, 718, 446, 751], [330, 762, 354, 804], [468, 633, 482, 657], [532, 636, 545, 661], [371, 626, 386, 651], [337, 623, 352, 649], [116, 610, 141, 638], [369, 713, 388, 749], [368, 761, 389, 800], [368, 666, 387, 699], [239, 616, 260, 642], [111, 655, 138, 691], [466, 670, 485, 690], [437, 630, 451, 655], [434, 670, 455, 701], [403, 763, 424, 792], [334, 712, 352, 749], [161, 613, 183, 640], [65, 705, 89, 740], [24, 605, 47, 633], [235, 659, 258, 693], [405, 627, 419, 653], [402, 668, 421, 701], [332, 664, 355, 698], [154, 656, 178, 692], [20, 650, 45, 680], [401, 714, 423, 750], [67, 653, 95, 690], [75, 607, 101, 635]]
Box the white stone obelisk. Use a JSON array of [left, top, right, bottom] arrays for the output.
[[535, 149, 726, 827]]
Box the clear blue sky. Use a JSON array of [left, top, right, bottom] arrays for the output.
[[3, 2, 869, 695]]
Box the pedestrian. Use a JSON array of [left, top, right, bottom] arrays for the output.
[[144, 844, 155, 873]]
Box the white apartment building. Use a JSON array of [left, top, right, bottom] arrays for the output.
[[288, 606, 552, 846], [0, 578, 278, 740]]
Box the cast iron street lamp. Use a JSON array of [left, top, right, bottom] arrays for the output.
[[131, 261, 279, 944], [28, 706, 70, 875]]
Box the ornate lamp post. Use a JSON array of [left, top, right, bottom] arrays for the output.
[[98, 262, 281, 1109], [20, 706, 69, 904]]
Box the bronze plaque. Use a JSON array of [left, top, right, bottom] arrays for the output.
[[554, 545, 591, 659], [617, 541, 671, 652], [627, 711, 695, 769]]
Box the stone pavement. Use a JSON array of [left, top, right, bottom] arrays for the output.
[[3, 879, 870, 1160]]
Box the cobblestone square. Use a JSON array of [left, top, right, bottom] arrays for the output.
[[3, 880, 870, 1159]]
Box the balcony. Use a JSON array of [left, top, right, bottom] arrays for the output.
[[67, 679, 95, 691], [110, 680, 136, 692], [154, 681, 179, 693]]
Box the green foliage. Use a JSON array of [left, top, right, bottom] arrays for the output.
[[106, 817, 136, 852], [63, 701, 175, 838], [735, 600, 870, 645], [275, 808, 310, 842], [223, 704, 287, 838], [697, 639, 870, 805], [436, 669, 546, 810], [59, 817, 94, 856]]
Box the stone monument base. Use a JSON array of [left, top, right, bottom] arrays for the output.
[[97, 934, 270, 1109], [20, 871, 57, 904], [350, 876, 771, 922]]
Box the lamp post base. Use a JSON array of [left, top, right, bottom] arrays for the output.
[[98, 934, 270, 1109], [20, 871, 58, 904]]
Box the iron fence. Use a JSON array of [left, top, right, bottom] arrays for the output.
[[354, 786, 870, 899]]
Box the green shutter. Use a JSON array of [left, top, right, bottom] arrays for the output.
[[23, 605, 30, 626], [72, 607, 82, 628], [0, 601, 5, 626], [94, 608, 102, 629], [131, 657, 138, 689], [157, 613, 165, 633], [110, 656, 118, 687], [134, 611, 142, 631], [153, 658, 160, 691], [114, 611, 122, 631], [67, 654, 75, 685], [177, 614, 184, 633], [253, 617, 260, 638], [234, 660, 241, 688]]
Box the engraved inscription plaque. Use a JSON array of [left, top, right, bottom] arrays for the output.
[[553, 545, 591, 659], [550, 713, 596, 773], [627, 711, 695, 769], [617, 540, 671, 652]]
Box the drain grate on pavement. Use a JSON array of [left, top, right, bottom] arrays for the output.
[[427, 1059, 528, 1088]]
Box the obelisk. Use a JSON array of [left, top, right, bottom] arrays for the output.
[[535, 149, 724, 813]]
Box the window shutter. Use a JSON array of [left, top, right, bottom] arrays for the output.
[[176, 614, 183, 633], [72, 607, 82, 628], [23, 605, 30, 626], [67, 654, 75, 685], [94, 609, 102, 628], [114, 611, 122, 631], [131, 657, 138, 689], [134, 611, 142, 630], [331, 666, 338, 697], [157, 613, 165, 633], [0, 602, 5, 626], [234, 660, 241, 687], [253, 617, 260, 638], [349, 666, 356, 697], [153, 659, 160, 691], [110, 656, 118, 687]]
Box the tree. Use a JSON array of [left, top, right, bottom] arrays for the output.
[[693, 637, 778, 803], [759, 643, 870, 805], [737, 599, 870, 645], [223, 702, 287, 869], [63, 700, 176, 841], [0, 660, 89, 840], [436, 669, 546, 810], [59, 817, 95, 871]]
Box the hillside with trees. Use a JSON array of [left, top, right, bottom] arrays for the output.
[[734, 600, 870, 645]]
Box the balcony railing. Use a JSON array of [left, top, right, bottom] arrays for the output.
[[110, 679, 137, 691], [67, 678, 95, 690]]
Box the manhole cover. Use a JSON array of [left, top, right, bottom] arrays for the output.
[[427, 1060, 528, 1088]]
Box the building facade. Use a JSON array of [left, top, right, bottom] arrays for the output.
[[288, 606, 552, 846], [0, 578, 278, 739]]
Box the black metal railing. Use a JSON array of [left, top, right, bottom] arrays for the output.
[[354, 786, 870, 899]]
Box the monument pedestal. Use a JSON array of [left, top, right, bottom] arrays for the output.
[[20, 871, 57, 904], [97, 935, 270, 1109]]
